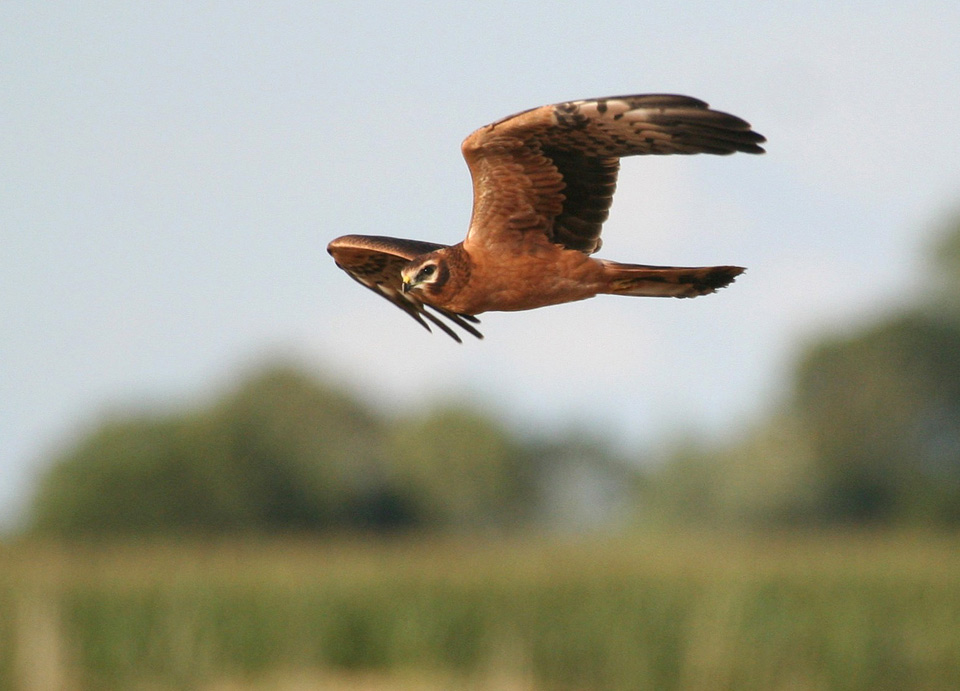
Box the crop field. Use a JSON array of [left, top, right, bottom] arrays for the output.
[[1, 530, 959, 690]]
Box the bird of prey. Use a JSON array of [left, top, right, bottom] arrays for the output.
[[328, 93, 765, 342]]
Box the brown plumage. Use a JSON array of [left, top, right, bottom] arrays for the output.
[[328, 93, 765, 341]]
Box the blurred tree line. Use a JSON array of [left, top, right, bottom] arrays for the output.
[[30, 367, 633, 536], [29, 215, 960, 535], [647, 213, 960, 527]]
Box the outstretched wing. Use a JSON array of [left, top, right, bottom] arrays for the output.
[[461, 94, 765, 254], [327, 234, 483, 342]]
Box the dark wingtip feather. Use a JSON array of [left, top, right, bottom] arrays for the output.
[[430, 307, 483, 340]]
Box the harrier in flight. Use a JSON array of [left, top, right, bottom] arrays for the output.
[[328, 93, 765, 341]]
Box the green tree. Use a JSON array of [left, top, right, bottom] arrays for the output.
[[387, 405, 534, 528], [207, 365, 396, 530], [30, 365, 393, 535], [792, 313, 960, 523], [30, 413, 240, 535], [642, 418, 822, 528], [644, 211, 960, 527]]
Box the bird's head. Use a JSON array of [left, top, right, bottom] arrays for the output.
[[401, 251, 450, 299]]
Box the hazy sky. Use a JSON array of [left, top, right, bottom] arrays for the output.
[[3, 2, 960, 527]]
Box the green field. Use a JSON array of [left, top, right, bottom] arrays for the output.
[[1, 530, 959, 690]]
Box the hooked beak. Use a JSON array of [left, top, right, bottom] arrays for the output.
[[400, 275, 413, 293]]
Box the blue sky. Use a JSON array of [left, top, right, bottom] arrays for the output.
[[3, 2, 960, 527]]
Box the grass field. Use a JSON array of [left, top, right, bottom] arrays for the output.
[[1, 530, 959, 690]]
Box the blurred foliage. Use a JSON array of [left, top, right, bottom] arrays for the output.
[[646, 213, 960, 527], [31, 367, 390, 535], [29, 365, 628, 537], [793, 313, 960, 523], [387, 406, 535, 528]]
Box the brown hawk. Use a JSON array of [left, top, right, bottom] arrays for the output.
[[328, 93, 765, 341]]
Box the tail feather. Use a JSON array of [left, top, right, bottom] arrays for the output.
[[601, 259, 744, 298]]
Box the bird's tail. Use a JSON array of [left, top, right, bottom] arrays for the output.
[[600, 259, 745, 298]]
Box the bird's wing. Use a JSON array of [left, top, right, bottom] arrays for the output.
[[327, 234, 482, 342], [461, 94, 765, 254]]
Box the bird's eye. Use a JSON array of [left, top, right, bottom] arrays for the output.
[[418, 264, 437, 280]]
